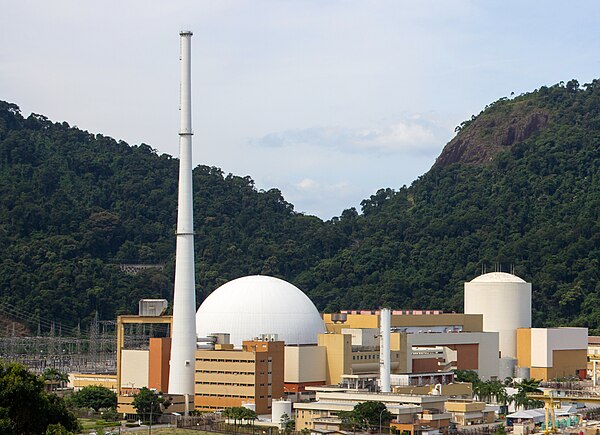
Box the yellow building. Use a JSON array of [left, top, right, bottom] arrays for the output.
[[319, 328, 499, 385], [194, 339, 284, 415], [445, 400, 495, 425], [323, 311, 483, 333], [284, 344, 327, 399], [68, 373, 118, 392], [294, 390, 445, 430], [393, 382, 472, 398], [516, 327, 588, 381]]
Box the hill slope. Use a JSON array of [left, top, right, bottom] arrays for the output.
[[299, 79, 600, 330], [0, 102, 348, 329], [1, 78, 599, 333]]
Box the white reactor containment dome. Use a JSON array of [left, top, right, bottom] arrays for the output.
[[464, 272, 531, 359], [196, 275, 326, 346]]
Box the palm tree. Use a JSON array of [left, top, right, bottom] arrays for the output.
[[515, 378, 542, 394], [511, 379, 543, 410]]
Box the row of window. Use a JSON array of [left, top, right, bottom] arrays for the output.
[[198, 393, 272, 398], [196, 357, 273, 363], [195, 358, 271, 363], [352, 354, 379, 360], [197, 381, 254, 387], [196, 370, 255, 375], [196, 358, 254, 363], [196, 381, 272, 387], [351, 353, 399, 360]]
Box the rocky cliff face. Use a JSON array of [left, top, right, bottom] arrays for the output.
[[434, 102, 550, 167]]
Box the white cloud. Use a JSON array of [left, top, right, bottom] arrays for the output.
[[296, 178, 320, 190], [252, 115, 450, 155], [286, 179, 360, 218]]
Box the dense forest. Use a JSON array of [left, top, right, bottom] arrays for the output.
[[0, 78, 599, 334]]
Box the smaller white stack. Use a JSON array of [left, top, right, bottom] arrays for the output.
[[379, 308, 391, 393]]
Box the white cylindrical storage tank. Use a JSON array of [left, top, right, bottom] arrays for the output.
[[242, 402, 256, 412], [464, 272, 531, 358], [272, 400, 292, 426]]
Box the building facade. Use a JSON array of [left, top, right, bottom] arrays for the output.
[[516, 327, 588, 380], [194, 340, 284, 414]]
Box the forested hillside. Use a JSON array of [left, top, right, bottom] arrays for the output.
[[0, 101, 349, 329], [1, 78, 599, 333], [299, 79, 600, 330]]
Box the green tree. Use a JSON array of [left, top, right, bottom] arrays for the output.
[[42, 368, 69, 383], [101, 407, 119, 422], [45, 423, 72, 435], [132, 387, 169, 423], [71, 385, 117, 411], [223, 406, 257, 432], [512, 378, 543, 410], [42, 368, 69, 392], [280, 412, 295, 433], [0, 362, 79, 434], [454, 370, 480, 384], [353, 401, 392, 432]]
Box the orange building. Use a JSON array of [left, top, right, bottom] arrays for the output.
[[194, 339, 285, 414], [149, 337, 171, 392]]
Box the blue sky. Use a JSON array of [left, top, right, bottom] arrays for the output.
[[1, 1, 599, 218]]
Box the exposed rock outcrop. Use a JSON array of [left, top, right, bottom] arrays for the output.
[[434, 106, 550, 167]]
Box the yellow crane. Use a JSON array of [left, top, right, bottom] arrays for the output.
[[527, 390, 600, 434]]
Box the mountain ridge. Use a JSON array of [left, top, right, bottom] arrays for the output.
[[1, 77, 599, 333]]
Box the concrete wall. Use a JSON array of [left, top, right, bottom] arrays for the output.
[[149, 337, 171, 392], [516, 328, 532, 368], [341, 328, 379, 347], [530, 328, 587, 367], [394, 383, 472, 397], [530, 350, 588, 380], [284, 345, 326, 383], [318, 334, 352, 385], [121, 349, 149, 389], [517, 328, 588, 380], [406, 332, 499, 380], [324, 313, 484, 333]]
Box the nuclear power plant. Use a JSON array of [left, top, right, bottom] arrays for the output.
[[101, 30, 594, 431]]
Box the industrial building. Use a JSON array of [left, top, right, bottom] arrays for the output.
[[112, 269, 590, 420], [319, 310, 500, 383], [194, 339, 284, 414], [293, 389, 446, 431], [464, 272, 587, 381], [516, 327, 588, 380]]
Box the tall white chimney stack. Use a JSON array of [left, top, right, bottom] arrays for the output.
[[380, 308, 391, 393], [169, 30, 197, 403]]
